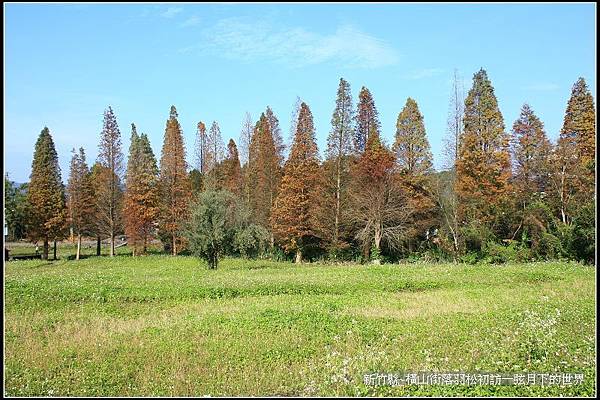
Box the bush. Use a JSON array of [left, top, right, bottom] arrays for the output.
[[459, 252, 480, 265], [460, 222, 494, 253], [184, 190, 242, 269], [233, 224, 270, 259], [483, 240, 531, 264], [532, 232, 564, 260]]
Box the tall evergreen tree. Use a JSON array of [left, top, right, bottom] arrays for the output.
[[239, 112, 254, 205], [208, 121, 225, 170], [288, 96, 302, 158], [323, 77, 355, 254], [96, 106, 124, 257], [67, 147, 94, 260], [220, 139, 244, 196], [248, 113, 283, 232], [124, 124, 161, 255], [266, 106, 286, 166], [354, 86, 381, 153], [271, 102, 322, 263], [456, 69, 511, 229], [393, 98, 433, 175], [551, 77, 596, 225], [26, 127, 67, 260], [393, 97, 435, 252], [194, 121, 209, 174], [205, 121, 225, 189], [158, 105, 192, 255], [511, 104, 552, 204]]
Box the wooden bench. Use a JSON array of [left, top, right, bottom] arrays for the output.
[[6, 251, 42, 261]]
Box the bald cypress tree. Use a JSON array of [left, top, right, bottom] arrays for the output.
[[124, 124, 161, 255], [205, 121, 225, 190], [322, 78, 355, 255], [220, 139, 244, 196], [393, 97, 435, 252], [248, 113, 283, 232], [393, 98, 433, 175], [456, 69, 511, 231], [551, 77, 596, 225], [265, 106, 286, 166], [194, 121, 209, 174], [511, 104, 552, 205], [96, 106, 124, 257], [27, 127, 67, 260], [271, 102, 322, 263], [67, 147, 94, 260], [354, 86, 381, 153], [349, 131, 413, 262], [158, 106, 192, 255]]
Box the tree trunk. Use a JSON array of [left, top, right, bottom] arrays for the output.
[[43, 237, 49, 260], [374, 224, 382, 251], [172, 235, 177, 256], [143, 236, 147, 255], [334, 150, 341, 252], [53, 240, 57, 260], [96, 236, 101, 256], [76, 234, 81, 260], [295, 249, 302, 264], [110, 234, 114, 257]]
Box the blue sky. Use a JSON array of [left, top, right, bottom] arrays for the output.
[[4, 3, 596, 183]]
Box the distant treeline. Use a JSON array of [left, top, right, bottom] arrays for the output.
[[5, 69, 595, 264]]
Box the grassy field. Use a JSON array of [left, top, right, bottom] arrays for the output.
[[3, 254, 596, 396]]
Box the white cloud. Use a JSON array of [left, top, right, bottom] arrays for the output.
[[191, 17, 399, 69], [524, 83, 560, 91], [403, 68, 444, 80], [161, 7, 183, 19], [180, 16, 201, 27]]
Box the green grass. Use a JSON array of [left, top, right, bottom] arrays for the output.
[[4, 255, 596, 396]]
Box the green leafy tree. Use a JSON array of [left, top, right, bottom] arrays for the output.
[[4, 175, 29, 241], [184, 190, 240, 269]]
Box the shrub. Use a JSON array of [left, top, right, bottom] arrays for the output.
[[482, 240, 531, 264], [184, 190, 241, 269], [233, 224, 270, 259], [459, 252, 480, 265]]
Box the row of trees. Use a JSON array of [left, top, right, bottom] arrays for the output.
[[10, 69, 595, 264]]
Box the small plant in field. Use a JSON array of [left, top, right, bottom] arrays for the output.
[[302, 327, 391, 396], [515, 308, 561, 367], [370, 245, 381, 264]]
